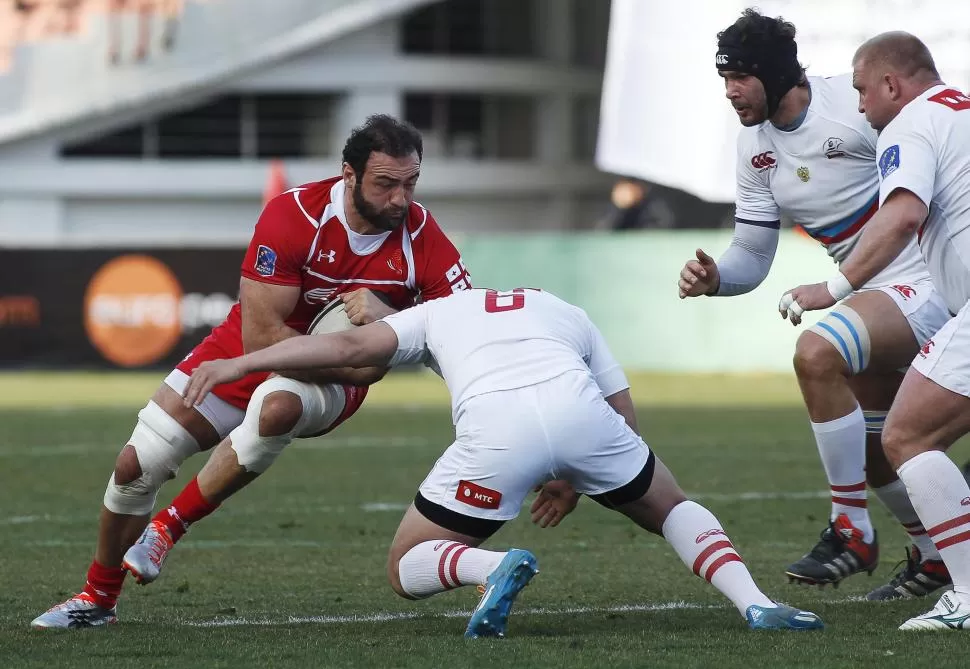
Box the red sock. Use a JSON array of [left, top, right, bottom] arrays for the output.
[[151, 477, 219, 542], [83, 560, 125, 609]]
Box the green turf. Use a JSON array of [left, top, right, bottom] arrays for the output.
[[2, 395, 969, 667], [0, 370, 805, 408]]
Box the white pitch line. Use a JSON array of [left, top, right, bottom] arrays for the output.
[[2, 492, 829, 526], [186, 601, 719, 628]]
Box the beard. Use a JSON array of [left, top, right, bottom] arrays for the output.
[[353, 182, 408, 232]]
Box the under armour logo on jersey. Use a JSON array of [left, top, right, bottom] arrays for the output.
[[317, 249, 336, 263], [750, 151, 776, 171]]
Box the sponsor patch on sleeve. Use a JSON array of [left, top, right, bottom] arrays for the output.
[[879, 144, 900, 178], [255, 245, 278, 277]]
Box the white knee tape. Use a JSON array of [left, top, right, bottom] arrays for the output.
[[103, 401, 201, 516], [863, 410, 887, 435], [809, 306, 872, 374], [228, 376, 341, 474]]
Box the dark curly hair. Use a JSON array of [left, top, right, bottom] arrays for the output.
[[719, 8, 795, 43], [718, 8, 806, 85], [341, 114, 424, 178]]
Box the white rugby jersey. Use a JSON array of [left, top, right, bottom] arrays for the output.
[[878, 84, 970, 314], [736, 74, 927, 288], [380, 289, 629, 419]]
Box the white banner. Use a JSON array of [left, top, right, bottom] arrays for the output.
[[597, 0, 970, 202]]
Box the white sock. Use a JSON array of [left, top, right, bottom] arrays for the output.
[[398, 540, 507, 599], [662, 501, 773, 616], [872, 479, 941, 560], [897, 451, 970, 598], [811, 407, 873, 542]]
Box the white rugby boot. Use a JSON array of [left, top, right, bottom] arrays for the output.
[[31, 592, 117, 629], [899, 591, 970, 631], [122, 520, 174, 585]]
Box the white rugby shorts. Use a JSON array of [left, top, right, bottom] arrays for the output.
[[164, 369, 245, 439], [867, 278, 950, 347], [417, 369, 652, 521], [911, 302, 970, 397]]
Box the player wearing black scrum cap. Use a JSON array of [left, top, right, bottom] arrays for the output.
[[714, 8, 807, 126], [677, 9, 954, 601]]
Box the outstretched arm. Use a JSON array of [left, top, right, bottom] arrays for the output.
[[183, 322, 398, 407]]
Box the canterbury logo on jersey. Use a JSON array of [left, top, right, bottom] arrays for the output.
[[750, 152, 776, 170]]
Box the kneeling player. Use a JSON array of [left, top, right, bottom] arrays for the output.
[[184, 288, 824, 636]]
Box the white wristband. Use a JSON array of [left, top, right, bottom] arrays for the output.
[[826, 272, 854, 301]]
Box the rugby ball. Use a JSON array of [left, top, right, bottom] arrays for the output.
[[308, 299, 357, 335]]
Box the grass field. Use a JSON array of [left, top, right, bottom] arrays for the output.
[[2, 372, 969, 668]]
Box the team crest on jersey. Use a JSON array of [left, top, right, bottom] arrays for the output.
[[255, 245, 277, 277], [796, 166, 810, 182], [880, 144, 900, 178], [386, 248, 404, 275], [823, 137, 845, 159]]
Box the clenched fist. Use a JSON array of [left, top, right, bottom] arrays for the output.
[[340, 289, 396, 325]]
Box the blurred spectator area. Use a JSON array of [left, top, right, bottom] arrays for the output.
[[59, 0, 605, 162], [603, 178, 735, 230], [0, 1, 203, 71], [0, 0, 620, 241]]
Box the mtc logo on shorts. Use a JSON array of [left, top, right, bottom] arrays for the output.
[[456, 480, 502, 510]]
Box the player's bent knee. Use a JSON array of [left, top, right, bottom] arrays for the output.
[[881, 424, 908, 468], [881, 417, 931, 469], [793, 331, 847, 379], [113, 444, 142, 485], [805, 306, 871, 375], [385, 558, 414, 600], [229, 377, 313, 474], [258, 390, 304, 437], [103, 401, 201, 516]]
